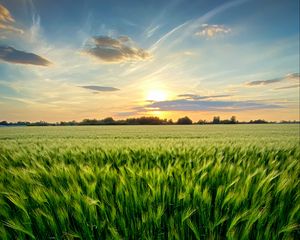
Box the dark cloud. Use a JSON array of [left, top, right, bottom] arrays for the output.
[[246, 73, 299, 86], [139, 99, 282, 112], [85, 35, 151, 63], [0, 46, 51, 66], [247, 78, 282, 86], [178, 94, 231, 100], [80, 85, 120, 92]]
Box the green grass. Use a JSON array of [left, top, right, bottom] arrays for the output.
[[0, 125, 299, 239]]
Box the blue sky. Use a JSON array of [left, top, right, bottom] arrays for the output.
[[0, 0, 299, 121]]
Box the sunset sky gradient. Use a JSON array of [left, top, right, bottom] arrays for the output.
[[0, 0, 299, 122]]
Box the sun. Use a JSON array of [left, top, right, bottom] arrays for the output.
[[146, 89, 167, 102]]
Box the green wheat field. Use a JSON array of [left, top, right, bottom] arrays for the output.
[[0, 124, 299, 239]]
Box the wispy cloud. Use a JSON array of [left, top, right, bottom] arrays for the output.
[[150, 21, 190, 52], [0, 23, 23, 34], [275, 84, 300, 90], [80, 85, 120, 92], [144, 0, 182, 39], [0, 4, 23, 34], [121, 18, 138, 27], [0, 46, 51, 66], [195, 24, 231, 38], [28, 14, 41, 43], [150, 0, 248, 52], [246, 73, 299, 86], [85, 36, 151, 63], [145, 25, 160, 38]]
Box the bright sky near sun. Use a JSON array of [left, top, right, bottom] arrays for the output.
[[0, 0, 299, 122]]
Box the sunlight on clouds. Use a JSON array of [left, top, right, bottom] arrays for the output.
[[0, 4, 23, 34], [195, 24, 231, 38]]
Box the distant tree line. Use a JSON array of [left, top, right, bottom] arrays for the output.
[[0, 116, 299, 126]]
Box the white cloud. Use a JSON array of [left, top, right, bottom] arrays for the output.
[[195, 24, 231, 38]]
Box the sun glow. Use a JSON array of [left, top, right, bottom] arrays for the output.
[[146, 89, 167, 102]]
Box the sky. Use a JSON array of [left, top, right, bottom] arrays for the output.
[[0, 0, 299, 122]]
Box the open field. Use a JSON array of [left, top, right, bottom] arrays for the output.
[[0, 125, 299, 239]]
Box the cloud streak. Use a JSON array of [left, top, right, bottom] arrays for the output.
[[0, 23, 23, 33], [275, 84, 300, 90], [85, 36, 151, 63], [141, 99, 282, 112], [246, 73, 299, 86], [178, 94, 231, 100], [0, 46, 51, 66], [145, 25, 160, 38], [247, 78, 282, 86], [80, 85, 120, 92]]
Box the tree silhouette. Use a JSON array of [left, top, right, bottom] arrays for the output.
[[177, 116, 193, 124], [230, 116, 237, 124], [212, 116, 220, 124]]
